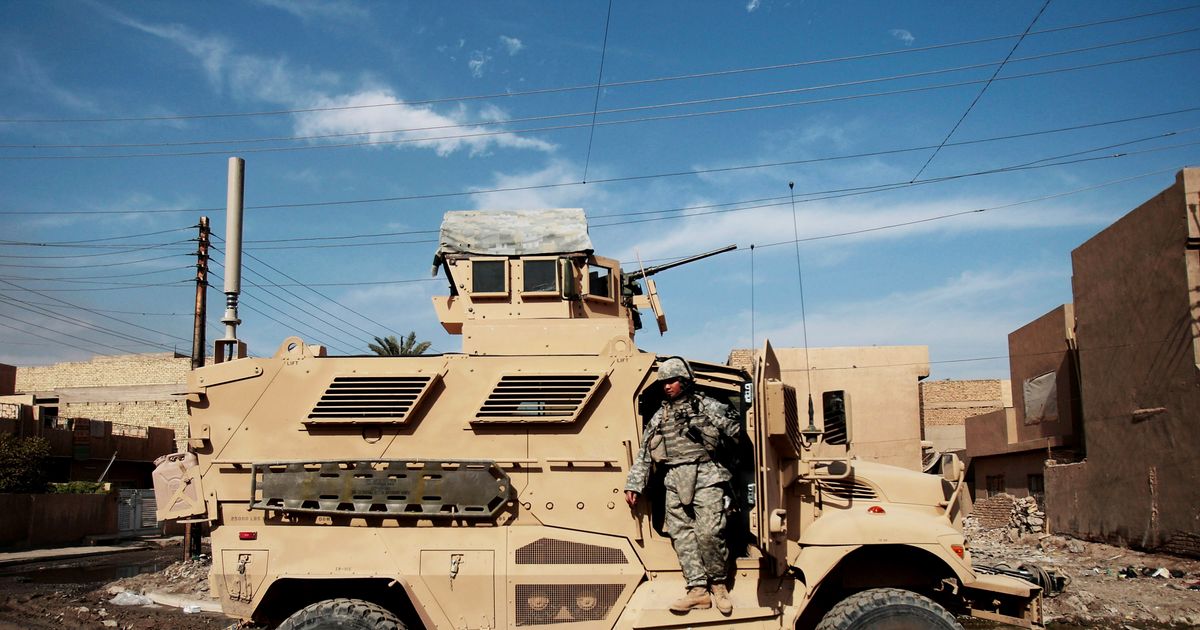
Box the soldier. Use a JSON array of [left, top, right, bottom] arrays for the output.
[[624, 357, 741, 615]]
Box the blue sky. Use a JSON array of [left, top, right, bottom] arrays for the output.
[[1, 0, 1197, 379]]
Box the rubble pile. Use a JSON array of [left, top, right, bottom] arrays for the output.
[[108, 555, 212, 598]]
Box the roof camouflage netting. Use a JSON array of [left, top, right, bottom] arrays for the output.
[[432, 209, 593, 271]]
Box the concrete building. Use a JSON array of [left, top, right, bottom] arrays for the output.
[[964, 168, 1200, 557], [730, 345, 929, 471], [1047, 168, 1200, 556], [920, 378, 1008, 455], [965, 304, 1081, 503]]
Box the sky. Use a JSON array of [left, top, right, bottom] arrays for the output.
[[1, 0, 1198, 380]]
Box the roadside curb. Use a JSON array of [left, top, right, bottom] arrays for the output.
[[0, 544, 145, 569]]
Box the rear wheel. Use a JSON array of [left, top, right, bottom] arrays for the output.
[[277, 597, 406, 630], [815, 588, 962, 630]]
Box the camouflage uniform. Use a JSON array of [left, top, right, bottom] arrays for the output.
[[626, 390, 741, 588]]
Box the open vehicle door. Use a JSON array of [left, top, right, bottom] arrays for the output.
[[751, 339, 798, 574]]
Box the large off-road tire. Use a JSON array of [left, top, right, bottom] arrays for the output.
[[815, 588, 963, 630], [277, 598, 406, 630]]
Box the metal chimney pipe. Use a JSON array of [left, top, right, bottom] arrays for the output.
[[221, 157, 245, 344]]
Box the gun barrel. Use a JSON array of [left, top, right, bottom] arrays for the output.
[[630, 244, 737, 280]]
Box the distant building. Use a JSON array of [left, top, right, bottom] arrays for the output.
[[730, 345, 929, 471], [920, 378, 1008, 456], [964, 304, 1081, 504], [14, 352, 195, 452]]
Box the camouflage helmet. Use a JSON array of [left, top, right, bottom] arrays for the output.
[[657, 357, 692, 382]]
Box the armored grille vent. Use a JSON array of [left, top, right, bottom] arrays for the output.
[[306, 375, 437, 424], [766, 381, 802, 457], [515, 584, 623, 626], [818, 478, 879, 501], [515, 538, 627, 565], [473, 374, 606, 424]]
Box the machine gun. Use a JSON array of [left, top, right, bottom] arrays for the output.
[[621, 244, 737, 333]]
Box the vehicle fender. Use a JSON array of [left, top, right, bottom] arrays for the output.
[[798, 505, 961, 547]]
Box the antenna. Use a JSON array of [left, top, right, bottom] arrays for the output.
[[789, 182, 821, 446], [217, 157, 246, 362]]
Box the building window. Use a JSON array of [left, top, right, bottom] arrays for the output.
[[986, 474, 1006, 497], [522, 259, 558, 293], [822, 390, 848, 445], [471, 259, 508, 295], [1023, 371, 1058, 425]]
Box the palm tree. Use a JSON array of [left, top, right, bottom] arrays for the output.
[[368, 332, 431, 356]]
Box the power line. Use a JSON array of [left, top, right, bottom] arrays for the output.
[[0, 252, 188, 269], [581, 0, 614, 183], [0, 226, 193, 245], [911, 0, 1052, 181], [0, 294, 180, 351], [0, 241, 192, 258], [206, 266, 358, 355], [0, 265, 192, 282], [1, 4, 1193, 125], [5, 103, 1197, 218], [0, 278, 193, 344], [4, 43, 1196, 161]]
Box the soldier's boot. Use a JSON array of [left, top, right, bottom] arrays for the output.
[[710, 583, 733, 615], [669, 586, 712, 613]]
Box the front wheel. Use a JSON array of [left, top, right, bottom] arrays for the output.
[[815, 588, 963, 630], [277, 598, 406, 630]]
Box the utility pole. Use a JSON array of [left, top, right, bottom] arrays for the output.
[[185, 217, 209, 560], [191, 217, 209, 370]]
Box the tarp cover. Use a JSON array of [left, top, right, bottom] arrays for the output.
[[435, 208, 593, 260]]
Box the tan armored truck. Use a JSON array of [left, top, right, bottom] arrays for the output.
[[154, 208, 1043, 629]]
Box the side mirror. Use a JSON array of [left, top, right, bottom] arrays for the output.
[[559, 259, 580, 301], [941, 453, 964, 483]]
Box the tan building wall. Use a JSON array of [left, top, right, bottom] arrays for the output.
[[919, 379, 1008, 453], [1008, 304, 1080, 445], [14, 353, 194, 452], [1046, 168, 1200, 553], [732, 346, 929, 470]]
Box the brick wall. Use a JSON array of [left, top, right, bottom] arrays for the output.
[[727, 349, 754, 372], [972, 493, 1017, 529], [16, 353, 192, 391], [15, 353, 195, 452], [920, 379, 1005, 426]]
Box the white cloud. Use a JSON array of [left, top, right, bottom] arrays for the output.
[[253, 0, 369, 22], [293, 89, 554, 156], [890, 29, 915, 46], [468, 158, 603, 209], [499, 35, 524, 56], [468, 51, 491, 78], [746, 0, 761, 12], [608, 194, 1105, 265], [100, 9, 552, 158]]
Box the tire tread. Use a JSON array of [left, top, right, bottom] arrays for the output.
[[814, 587, 962, 630], [277, 597, 405, 630]]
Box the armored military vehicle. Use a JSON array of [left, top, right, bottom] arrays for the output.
[[154, 207, 1043, 629]]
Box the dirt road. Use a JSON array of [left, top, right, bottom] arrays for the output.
[[1, 533, 1198, 629]]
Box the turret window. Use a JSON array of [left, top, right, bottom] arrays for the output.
[[522, 259, 558, 293], [471, 259, 509, 296]]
